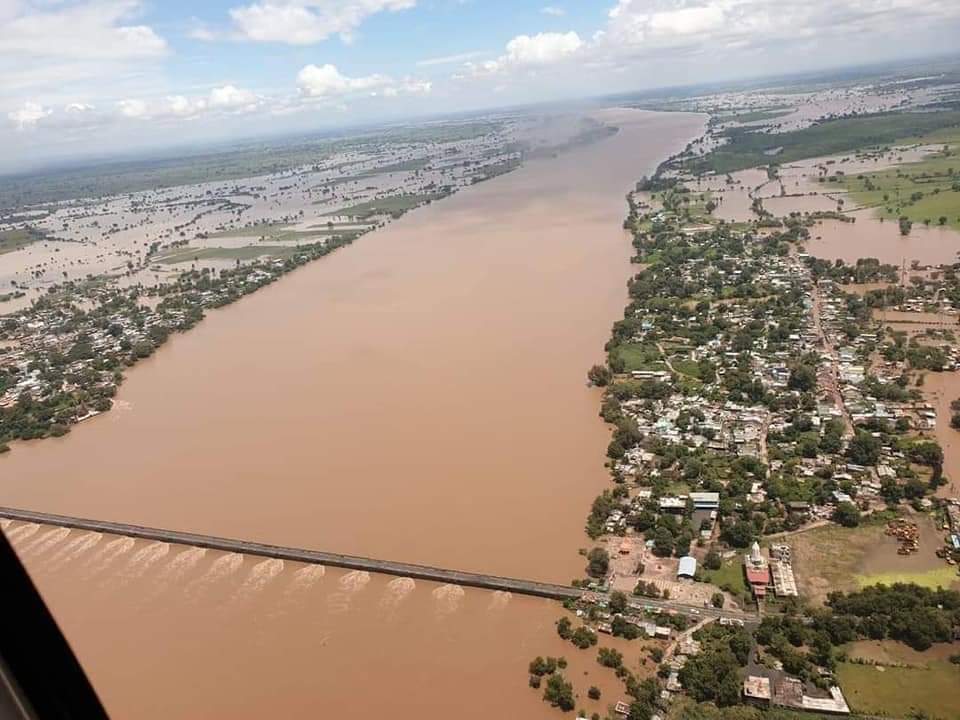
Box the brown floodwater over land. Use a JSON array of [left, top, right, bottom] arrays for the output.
[[1, 109, 705, 718], [805, 209, 960, 267], [919, 371, 960, 499]]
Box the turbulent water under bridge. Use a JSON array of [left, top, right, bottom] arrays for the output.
[[0, 505, 753, 621]]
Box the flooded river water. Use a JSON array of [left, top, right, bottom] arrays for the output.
[[0, 109, 705, 718]]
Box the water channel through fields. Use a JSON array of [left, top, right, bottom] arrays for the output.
[[1, 109, 706, 718]]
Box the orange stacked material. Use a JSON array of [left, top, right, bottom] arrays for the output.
[[885, 518, 919, 555]]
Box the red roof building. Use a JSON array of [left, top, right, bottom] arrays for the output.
[[744, 542, 771, 599]]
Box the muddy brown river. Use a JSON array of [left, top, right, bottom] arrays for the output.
[[1, 109, 705, 719]]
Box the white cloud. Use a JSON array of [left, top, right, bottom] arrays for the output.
[[0, 1, 168, 111], [459, 31, 583, 78], [297, 63, 392, 97], [297, 64, 431, 100], [0, 1, 166, 60], [113, 85, 261, 121], [540, 5, 565, 16], [504, 31, 582, 65], [602, 0, 960, 56], [117, 98, 148, 118], [8, 101, 52, 130], [229, 0, 415, 45], [209, 84, 259, 109]]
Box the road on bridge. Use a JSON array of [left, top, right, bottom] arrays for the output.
[[0, 505, 755, 623]]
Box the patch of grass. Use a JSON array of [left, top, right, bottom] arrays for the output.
[[613, 342, 663, 372], [357, 157, 430, 176], [839, 138, 960, 230], [788, 521, 885, 604], [837, 660, 960, 719], [671, 359, 702, 378], [325, 192, 445, 219], [0, 228, 44, 255], [154, 245, 309, 264], [693, 110, 960, 174], [721, 107, 794, 124], [856, 565, 960, 590], [701, 556, 748, 597]]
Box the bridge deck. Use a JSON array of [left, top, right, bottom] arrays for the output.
[[0, 506, 753, 621]]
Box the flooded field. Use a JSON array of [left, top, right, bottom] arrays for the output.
[[1, 108, 705, 718], [920, 371, 960, 499], [805, 208, 960, 266]]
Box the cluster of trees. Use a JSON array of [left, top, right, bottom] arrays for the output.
[[755, 614, 835, 687], [528, 655, 575, 712], [825, 583, 960, 651], [586, 547, 610, 578], [806, 256, 899, 285], [597, 647, 623, 668], [846, 431, 881, 466], [832, 501, 861, 527], [633, 580, 666, 600], [678, 624, 752, 707], [556, 616, 598, 650]]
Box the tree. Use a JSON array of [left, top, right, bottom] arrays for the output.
[[721, 519, 754, 548], [899, 216, 913, 236], [711, 592, 725, 608], [678, 646, 742, 706], [571, 626, 598, 649], [587, 547, 610, 578], [704, 549, 722, 571], [833, 502, 861, 528], [529, 656, 553, 676], [652, 527, 674, 557], [846, 431, 881, 466], [556, 617, 573, 640], [597, 647, 623, 668], [609, 590, 628, 614], [587, 686, 601, 700], [788, 364, 816, 392], [587, 364, 612, 387], [543, 673, 575, 711]]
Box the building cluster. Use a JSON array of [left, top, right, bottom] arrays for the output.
[[742, 541, 798, 601], [743, 674, 849, 715]]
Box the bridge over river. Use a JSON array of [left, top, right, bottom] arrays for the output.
[[0, 506, 754, 622]]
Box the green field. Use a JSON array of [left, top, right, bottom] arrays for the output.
[[855, 565, 960, 590], [837, 660, 960, 719], [355, 157, 430, 178], [0, 228, 45, 255], [701, 556, 748, 597], [671, 358, 702, 379], [718, 107, 794, 124], [613, 342, 664, 372], [326, 192, 445, 219], [839, 132, 960, 230], [205, 222, 360, 243], [692, 110, 960, 175], [154, 245, 307, 264]]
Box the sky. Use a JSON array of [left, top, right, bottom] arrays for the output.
[[2, 0, 960, 172]]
